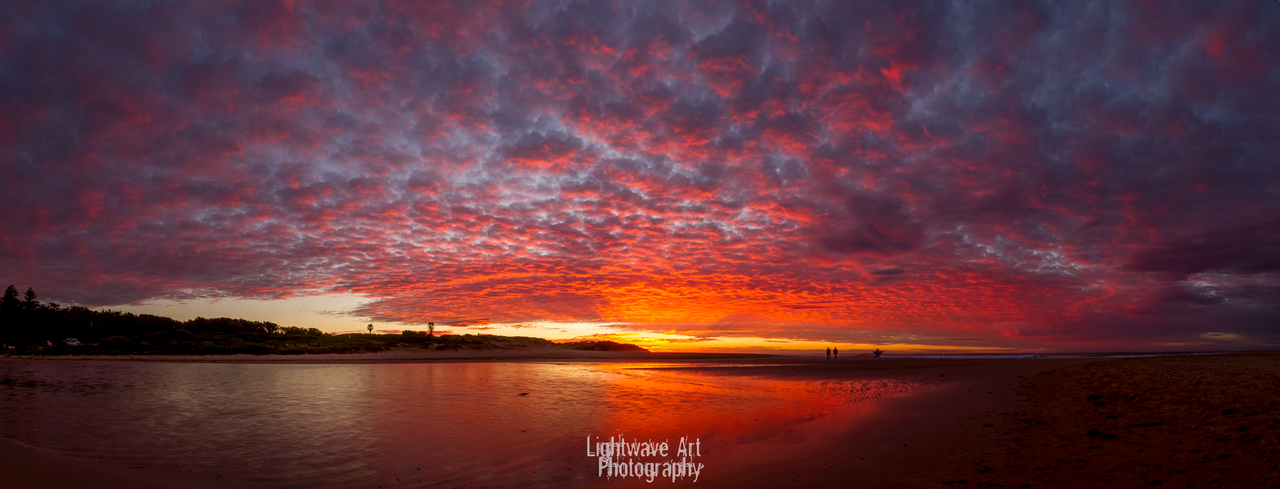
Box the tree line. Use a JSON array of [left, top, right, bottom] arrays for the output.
[[1, 285, 556, 356], [0, 285, 362, 355]]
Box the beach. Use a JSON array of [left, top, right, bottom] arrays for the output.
[[930, 353, 1280, 488], [2, 351, 1277, 488], [7, 346, 772, 364]]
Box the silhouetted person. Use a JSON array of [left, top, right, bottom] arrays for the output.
[[826, 347, 831, 359], [833, 347, 838, 359], [873, 348, 884, 358]]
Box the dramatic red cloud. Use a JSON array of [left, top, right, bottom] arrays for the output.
[[1, 0, 1278, 352]]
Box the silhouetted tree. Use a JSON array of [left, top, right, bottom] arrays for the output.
[[21, 287, 38, 311], [0, 285, 16, 339], [1, 285, 19, 317], [367, 324, 373, 334], [428, 322, 435, 337]]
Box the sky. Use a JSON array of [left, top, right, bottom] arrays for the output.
[[1, 0, 1277, 354]]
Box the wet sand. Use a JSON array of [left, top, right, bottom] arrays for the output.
[[7, 346, 772, 363], [4, 352, 1277, 487], [922, 353, 1280, 488], [669, 356, 1107, 488], [0, 438, 222, 489]]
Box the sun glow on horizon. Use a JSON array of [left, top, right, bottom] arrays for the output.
[[7, 0, 1277, 353], [345, 319, 1024, 354]]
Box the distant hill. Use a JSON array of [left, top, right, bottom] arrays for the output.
[[556, 340, 650, 352]]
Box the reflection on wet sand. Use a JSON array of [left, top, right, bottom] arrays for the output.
[[0, 360, 934, 488]]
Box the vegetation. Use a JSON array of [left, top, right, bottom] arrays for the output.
[[397, 329, 556, 351], [0, 285, 582, 356], [556, 340, 650, 352]]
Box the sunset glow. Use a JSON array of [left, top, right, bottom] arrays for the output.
[[2, 1, 1278, 353]]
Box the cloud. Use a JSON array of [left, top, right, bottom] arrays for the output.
[[2, 0, 1278, 351], [1124, 219, 1280, 276]]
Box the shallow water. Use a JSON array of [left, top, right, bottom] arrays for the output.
[[0, 360, 927, 487]]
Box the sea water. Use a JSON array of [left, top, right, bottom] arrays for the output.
[[0, 360, 927, 488]]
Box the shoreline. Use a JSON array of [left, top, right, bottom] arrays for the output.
[[4, 353, 1276, 487], [4, 354, 1082, 489], [5, 345, 1265, 365], [1, 346, 776, 363], [687, 356, 1107, 488]]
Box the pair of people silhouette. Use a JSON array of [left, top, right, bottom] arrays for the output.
[[825, 347, 839, 359]]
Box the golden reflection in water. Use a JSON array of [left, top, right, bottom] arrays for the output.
[[2, 361, 929, 488], [356, 362, 868, 487], [585, 364, 847, 444], [565, 363, 922, 488]]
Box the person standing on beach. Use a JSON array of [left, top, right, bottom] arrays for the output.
[[826, 347, 831, 359], [833, 347, 839, 359]]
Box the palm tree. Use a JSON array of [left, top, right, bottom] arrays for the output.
[[428, 322, 435, 337]]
